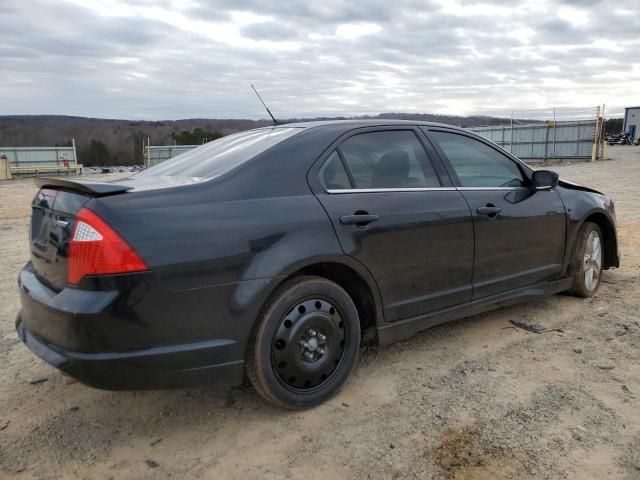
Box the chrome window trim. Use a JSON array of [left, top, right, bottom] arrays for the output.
[[326, 187, 456, 194], [457, 187, 529, 191], [325, 186, 529, 194]]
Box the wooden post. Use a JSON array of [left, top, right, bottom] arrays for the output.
[[510, 111, 514, 153], [599, 104, 606, 159], [591, 105, 601, 161], [543, 124, 549, 162], [531, 125, 535, 160], [72, 138, 78, 170], [145, 137, 150, 168], [0, 154, 12, 180], [552, 108, 556, 159]]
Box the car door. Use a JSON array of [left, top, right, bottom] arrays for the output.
[[425, 128, 566, 300], [311, 127, 475, 322]]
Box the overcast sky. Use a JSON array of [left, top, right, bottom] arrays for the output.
[[1, 0, 638, 120]]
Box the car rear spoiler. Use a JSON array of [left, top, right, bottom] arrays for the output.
[[34, 177, 133, 196]]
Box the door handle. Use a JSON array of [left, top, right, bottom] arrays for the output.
[[340, 213, 380, 226], [476, 205, 502, 218]]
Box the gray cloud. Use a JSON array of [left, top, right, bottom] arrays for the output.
[[0, 0, 638, 119], [558, 0, 603, 5], [240, 21, 302, 41], [189, 0, 414, 24]]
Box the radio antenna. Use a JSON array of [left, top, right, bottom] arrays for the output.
[[251, 83, 279, 125]]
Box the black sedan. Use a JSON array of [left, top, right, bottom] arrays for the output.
[[16, 120, 619, 408]]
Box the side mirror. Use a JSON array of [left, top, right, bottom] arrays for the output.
[[532, 170, 559, 190]]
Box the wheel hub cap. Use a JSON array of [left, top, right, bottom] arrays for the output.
[[583, 230, 602, 292]]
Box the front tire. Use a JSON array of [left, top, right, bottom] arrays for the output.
[[569, 222, 603, 297], [246, 276, 361, 409]]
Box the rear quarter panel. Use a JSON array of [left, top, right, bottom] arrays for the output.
[[85, 187, 356, 356], [90, 190, 344, 289]]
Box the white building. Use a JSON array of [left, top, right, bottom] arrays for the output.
[[623, 106, 640, 142]]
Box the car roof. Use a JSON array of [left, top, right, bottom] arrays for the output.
[[275, 119, 468, 133]]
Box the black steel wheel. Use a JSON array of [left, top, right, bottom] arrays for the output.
[[272, 297, 346, 391], [246, 276, 361, 409]]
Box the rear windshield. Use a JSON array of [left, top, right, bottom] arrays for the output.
[[136, 127, 302, 179]]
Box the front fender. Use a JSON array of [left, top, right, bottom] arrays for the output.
[[556, 186, 618, 273]]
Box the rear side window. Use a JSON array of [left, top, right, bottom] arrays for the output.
[[428, 131, 526, 188], [319, 151, 351, 190], [136, 127, 302, 179], [338, 131, 440, 189]]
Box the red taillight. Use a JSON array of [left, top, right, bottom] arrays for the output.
[[68, 208, 148, 285]]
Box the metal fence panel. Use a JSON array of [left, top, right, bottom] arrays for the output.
[[144, 120, 597, 168], [0, 146, 80, 177], [469, 120, 595, 162], [0, 146, 78, 168], [146, 145, 199, 167]]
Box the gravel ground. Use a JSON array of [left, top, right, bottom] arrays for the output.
[[1, 147, 639, 480]]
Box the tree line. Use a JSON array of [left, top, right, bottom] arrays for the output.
[[0, 116, 268, 166], [80, 128, 226, 166], [0, 114, 624, 167]]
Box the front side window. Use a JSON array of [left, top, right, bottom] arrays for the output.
[[428, 131, 526, 188], [338, 131, 440, 189]]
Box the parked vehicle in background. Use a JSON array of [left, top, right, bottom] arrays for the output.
[[605, 132, 633, 145], [16, 120, 619, 409], [82, 166, 143, 175]]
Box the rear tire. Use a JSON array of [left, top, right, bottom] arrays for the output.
[[569, 222, 603, 298], [246, 276, 361, 409]]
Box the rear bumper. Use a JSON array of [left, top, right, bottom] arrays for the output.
[[15, 263, 265, 390], [16, 316, 244, 390]]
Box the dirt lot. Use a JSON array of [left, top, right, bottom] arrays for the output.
[[1, 147, 640, 480]]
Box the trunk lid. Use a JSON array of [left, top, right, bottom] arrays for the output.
[[29, 178, 132, 291]]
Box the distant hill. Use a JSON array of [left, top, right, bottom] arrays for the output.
[[0, 113, 519, 166]]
